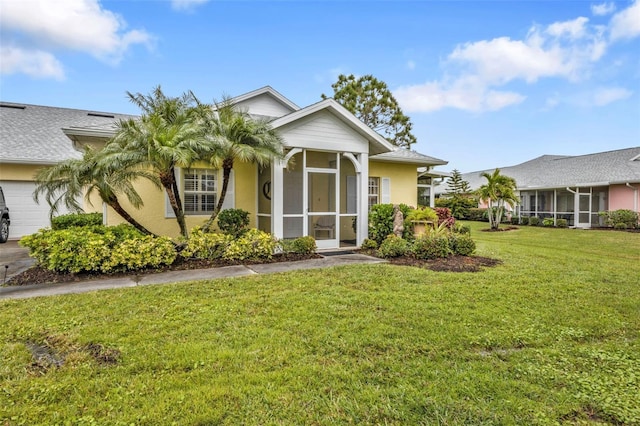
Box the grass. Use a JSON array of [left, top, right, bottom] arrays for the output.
[[1, 222, 639, 425]]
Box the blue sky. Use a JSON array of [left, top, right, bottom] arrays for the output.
[[1, 0, 639, 173]]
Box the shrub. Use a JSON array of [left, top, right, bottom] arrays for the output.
[[102, 236, 176, 272], [519, 217, 529, 226], [51, 212, 102, 230], [182, 228, 233, 260], [449, 234, 476, 256], [287, 236, 317, 255], [360, 238, 378, 250], [224, 229, 277, 261], [368, 203, 412, 245], [510, 216, 520, 225], [406, 207, 438, 223], [411, 235, 451, 260], [377, 235, 410, 258], [614, 222, 628, 230], [434, 207, 456, 229], [542, 218, 555, 227], [556, 218, 568, 228], [19, 226, 175, 274], [217, 208, 250, 237], [529, 217, 540, 226], [467, 208, 487, 221], [453, 223, 471, 235], [599, 209, 639, 229]]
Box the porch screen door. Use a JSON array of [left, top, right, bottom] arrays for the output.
[[307, 171, 338, 249], [576, 192, 591, 228]]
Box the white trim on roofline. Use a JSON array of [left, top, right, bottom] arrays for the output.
[[270, 98, 395, 156], [228, 86, 300, 112]]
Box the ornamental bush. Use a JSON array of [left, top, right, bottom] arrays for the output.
[[19, 225, 175, 274], [411, 235, 451, 260], [434, 207, 456, 229], [449, 234, 476, 256], [529, 217, 540, 226], [467, 208, 487, 222], [556, 218, 568, 228], [286, 236, 317, 255], [360, 238, 378, 250], [224, 229, 277, 261], [182, 228, 233, 260], [519, 216, 530, 225], [368, 203, 413, 245], [599, 209, 639, 229], [217, 208, 250, 237], [453, 223, 471, 235], [377, 235, 410, 258], [542, 218, 555, 227], [51, 212, 103, 230]]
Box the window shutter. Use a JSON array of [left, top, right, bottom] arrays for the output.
[[165, 168, 181, 218], [221, 169, 235, 210], [381, 177, 391, 204]]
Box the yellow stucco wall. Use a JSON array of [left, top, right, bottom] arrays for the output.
[[369, 161, 418, 207], [103, 161, 257, 239], [0, 163, 47, 181]]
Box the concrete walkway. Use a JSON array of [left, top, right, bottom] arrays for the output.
[[0, 252, 385, 300]]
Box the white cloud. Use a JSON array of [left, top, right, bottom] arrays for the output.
[[0, 46, 65, 80], [591, 87, 633, 105], [0, 0, 153, 79], [609, 0, 640, 40], [591, 2, 616, 16], [395, 14, 613, 113], [395, 77, 525, 113], [171, 0, 210, 12], [546, 16, 590, 40]]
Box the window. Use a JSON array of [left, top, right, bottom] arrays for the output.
[[368, 177, 379, 208], [184, 169, 216, 215]]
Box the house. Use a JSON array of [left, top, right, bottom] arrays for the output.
[[0, 103, 135, 237], [439, 148, 640, 228], [0, 87, 447, 247]]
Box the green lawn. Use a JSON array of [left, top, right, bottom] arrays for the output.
[[1, 223, 639, 425]]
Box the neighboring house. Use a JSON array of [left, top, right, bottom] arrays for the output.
[[1, 87, 447, 247], [0, 102, 135, 237], [437, 147, 640, 228]]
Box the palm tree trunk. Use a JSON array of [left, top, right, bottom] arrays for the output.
[[161, 169, 188, 238], [107, 199, 155, 236], [202, 159, 233, 232]]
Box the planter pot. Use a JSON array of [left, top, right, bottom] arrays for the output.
[[412, 220, 434, 237]]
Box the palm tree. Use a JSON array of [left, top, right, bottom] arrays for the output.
[[104, 87, 205, 238], [33, 147, 157, 235], [476, 168, 519, 230], [199, 99, 284, 232]]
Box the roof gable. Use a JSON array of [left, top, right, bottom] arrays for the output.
[[230, 86, 299, 118], [271, 99, 395, 155]]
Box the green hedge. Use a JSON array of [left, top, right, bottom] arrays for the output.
[[51, 213, 102, 230], [19, 225, 175, 273]]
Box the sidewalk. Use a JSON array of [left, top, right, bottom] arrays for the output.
[[0, 252, 385, 300]]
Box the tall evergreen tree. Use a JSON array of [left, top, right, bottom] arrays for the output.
[[322, 74, 417, 149]]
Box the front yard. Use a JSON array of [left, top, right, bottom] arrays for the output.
[[1, 223, 639, 425]]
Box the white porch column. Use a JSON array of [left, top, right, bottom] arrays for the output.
[[358, 152, 369, 246], [271, 159, 285, 240], [429, 180, 435, 208]]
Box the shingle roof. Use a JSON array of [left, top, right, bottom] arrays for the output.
[[371, 146, 448, 166], [0, 102, 135, 164], [451, 147, 640, 192]]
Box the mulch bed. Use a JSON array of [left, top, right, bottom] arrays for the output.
[[7, 251, 502, 287], [386, 255, 502, 272], [6, 253, 322, 287]]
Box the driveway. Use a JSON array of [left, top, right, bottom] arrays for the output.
[[0, 240, 35, 284]]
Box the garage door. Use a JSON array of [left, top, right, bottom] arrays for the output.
[[0, 181, 73, 239]]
